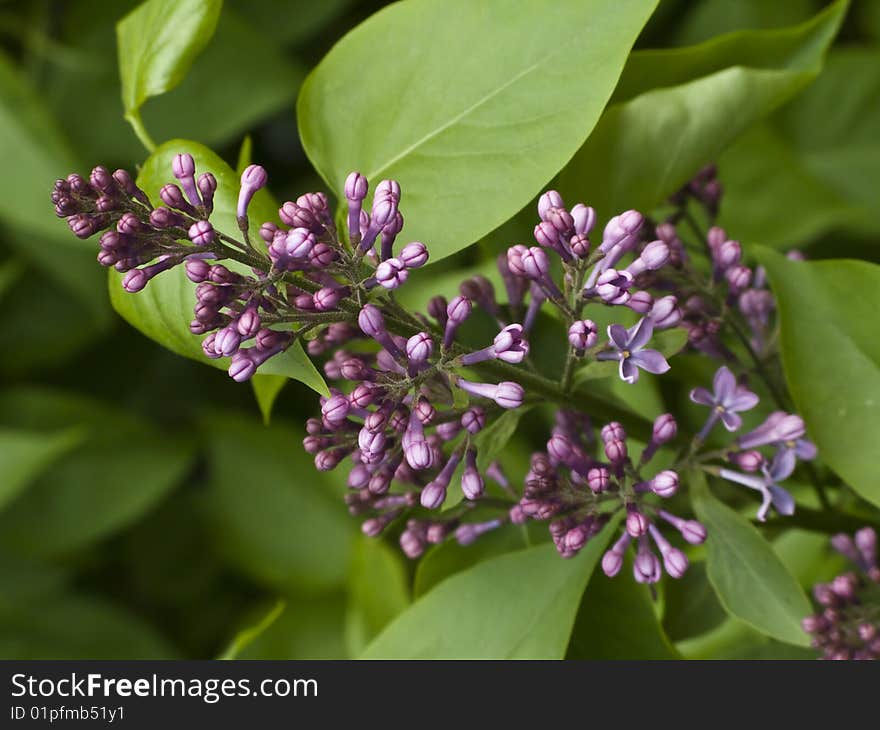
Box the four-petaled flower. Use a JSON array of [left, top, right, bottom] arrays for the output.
[[597, 318, 670, 384], [719, 449, 796, 522], [689, 365, 759, 431]]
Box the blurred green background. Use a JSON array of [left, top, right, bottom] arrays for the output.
[[0, 0, 878, 659]]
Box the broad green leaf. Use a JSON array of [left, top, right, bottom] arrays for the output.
[[109, 139, 328, 395], [251, 375, 288, 424], [673, 0, 816, 46], [117, 0, 222, 149], [228, 0, 352, 46], [219, 600, 285, 660], [474, 406, 531, 473], [298, 0, 659, 262], [720, 48, 880, 248], [0, 554, 70, 611], [200, 412, 355, 594], [0, 428, 83, 512], [662, 560, 727, 642], [0, 259, 24, 299], [0, 388, 195, 557], [755, 249, 880, 507], [0, 592, 177, 659], [690, 470, 811, 646], [555, 1, 845, 219], [236, 595, 348, 659], [362, 517, 619, 659], [344, 536, 410, 656], [413, 527, 527, 598], [567, 560, 679, 659]]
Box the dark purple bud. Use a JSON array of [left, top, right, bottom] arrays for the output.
[[322, 394, 350, 426], [495, 381, 525, 409], [122, 268, 149, 293], [349, 384, 375, 409], [68, 213, 98, 238], [725, 264, 752, 293], [214, 326, 242, 357], [237, 308, 261, 338], [427, 296, 448, 327], [89, 165, 117, 194], [443, 295, 472, 348], [461, 450, 484, 500], [188, 220, 216, 246], [521, 246, 551, 280], [461, 407, 486, 434], [313, 287, 341, 312], [633, 542, 661, 584], [345, 171, 368, 201], [309, 242, 337, 268], [579, 468, 605, 495], [228, 352, 257, 382], [358, 304, 386, 339], [197, 172, 217, 212], [626, 508, 649, 538], [160, 183, 195, 214], [149, 206, 185, 229], [415, 396, 435, 425], [201, 333, 222, 360], [601, 421, 625, 443]]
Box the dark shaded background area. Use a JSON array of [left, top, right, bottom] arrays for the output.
[[0, 0, 877, 659]]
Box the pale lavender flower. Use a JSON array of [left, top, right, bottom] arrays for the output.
[[596, 318, 670, 384], [690, 365, 759, 436]]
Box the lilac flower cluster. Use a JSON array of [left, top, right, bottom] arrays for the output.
[[520, 409, 706, 582], [803, 528, 880, 660], [52, 155, 818, 581], [52, 157, 430, 382]]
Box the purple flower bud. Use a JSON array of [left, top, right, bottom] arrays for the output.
[[201, 333, 222, 359], [236, 308, 261, 338], [715, 239, 742, 271], [376, 257, 408, 289], [461, 450, 484, 500], [149, 206, 184, 229], [358, 304, 386, 339], [214, 326, 242, 357], [602, 532, 632, 577], [492, 323, 529, 363], [172, 153, 195, 179], [730, 450, 764, 472], [627, 290, 654, 314], [601, 421, 625, 443], [569, 233, 590, 258], [427, 296, 448, 327], [494, 381, 525, 409], [311, 287, 339, 312], [626, 509, 649, 538], [627, 240, 669, 276], [446, 295, 472, 325], [571, 204, 596, 236], [160, 183, 194, 214], [601, 210, 643, 253], [185, 259, 211, 283], [89, 166, 116, 194], [345, 171, 368, 201], [725, 264, 752, 293], [587, 467, 610, 494], [605, 440, 627, 467], [537, 190, 564, 219], [506, 245, 528, 277], [400, 241, 428, 268], [568, 320, 598, 350], [652, 414, 677, 444], [122, 268, 148, 293], [634, 542, 661, 584], [322, 394, 350, 426], [238, 164, 268, 219], [197, 172, 217, 212], [228, 352, 257, 382], [403, 332, 432, 364], [650, 470, 679, 498], [461, 407, 486, 434], [188, 220, 216, 246], [521, 246, 551, 280], [648, 295, 682, 329], [534, 220, 562, 250]]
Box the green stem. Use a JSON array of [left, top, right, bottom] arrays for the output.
[[125, 110, 157, 154]]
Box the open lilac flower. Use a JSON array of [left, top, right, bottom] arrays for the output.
[[690, 365, 759, 436], [718, 449, 796, 522], [738, 411, 817, 459], [596, 318, 670, 384]]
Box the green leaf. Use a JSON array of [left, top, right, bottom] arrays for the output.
[[567, 560, 679, 659], [117, 0, 222, 149], [344, 536, 410, 657], [690, 470, 811, 646], [362, 517, 619, 659], [251, 375, 288, 425], [0, 592, 178, 659], [0, 428, 83, 512], [141, 8, 306, 147], [555, 0, 846, 219], [200, 412, 355, 594], [755, 249, 880, 507], [0, 388, 195, 557], [109, 139, 328, 395], [413, 527, 527, 598], [719, 48, 880, 248], [235, 595, 348, 659], [298, 0, 659, 262], [662, 560, 727, 642], [673, 0, 816, 46], [474, 406, 531, 473]]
